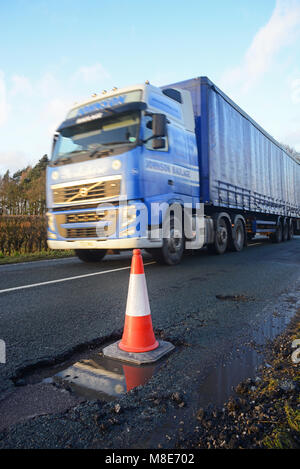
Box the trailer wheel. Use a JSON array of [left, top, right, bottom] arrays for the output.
[[208, 217, 228, 255], [287, 221, 294, 240], [149, 213, 184, 265], [282, 220, 289, 242], [270, 223, 282, 244], [230, 219, 245, 252], [75, 249, 107, 263]]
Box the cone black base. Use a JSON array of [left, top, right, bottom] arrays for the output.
[[102, 340, 175, 365]]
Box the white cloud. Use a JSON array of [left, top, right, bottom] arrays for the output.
[[73, 63, 110, 84], [10, 74, 33, 97], [283, 123, 300, 151], [43, 97, 72, 135], [37, 72, 60, 99], [222, 0, 300, 92], [291, 77, 300, 103], [0, 62, 112, 173], [0, 71, 8, 126], [0, 150, 33, 174]]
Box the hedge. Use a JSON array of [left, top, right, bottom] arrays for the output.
[[0, 216, 48, 255]]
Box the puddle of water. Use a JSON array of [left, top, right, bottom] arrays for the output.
[[42, 353, 161, 401], [140, 293, 300, 449], [196, 295, 299, 409], [196, 346, 262, 408]]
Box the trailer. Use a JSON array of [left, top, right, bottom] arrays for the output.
[[162, 77, 300, 245]]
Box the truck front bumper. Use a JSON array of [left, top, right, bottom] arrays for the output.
[[47, 237, 163, 250]]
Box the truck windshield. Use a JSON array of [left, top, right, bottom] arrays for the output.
[[51, 112, 140, 165]]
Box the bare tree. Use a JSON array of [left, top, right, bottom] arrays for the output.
[[281, 143, 300, 162]]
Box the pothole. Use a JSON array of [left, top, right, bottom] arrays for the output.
[[41, 352, 163, 401], [14, 341, 168, 403], [0, 345, 167, 432]]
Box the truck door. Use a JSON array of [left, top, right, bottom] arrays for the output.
[[142, 114, 174, 203], [167, 123, 195, 198]]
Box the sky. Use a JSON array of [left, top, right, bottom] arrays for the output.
[[0, 0, 300, 174]]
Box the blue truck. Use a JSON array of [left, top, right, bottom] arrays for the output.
[[46, 77, 300, 265]]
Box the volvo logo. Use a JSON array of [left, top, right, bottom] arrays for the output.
[[79, 187, 89, 197]]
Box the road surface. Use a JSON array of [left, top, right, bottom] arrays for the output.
[[0, 237, 299, 448]]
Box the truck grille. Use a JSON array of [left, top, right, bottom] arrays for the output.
[[66, 212, 107, 223], [52, 177, 121, 205], [66, 227, 98, 238], [55, 209, 118, 239]]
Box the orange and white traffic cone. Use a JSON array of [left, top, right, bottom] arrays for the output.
[[119, 249, 159, 353], [103, 249, 174, 364]]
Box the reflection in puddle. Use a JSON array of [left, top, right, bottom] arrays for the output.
[[197, 297, 299, 409], [197, 346, 263, 408], [122, 364, 156, 391], [43, 354, 158, 401]]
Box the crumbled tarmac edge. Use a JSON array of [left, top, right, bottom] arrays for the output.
[[176, 308, 300, 449]]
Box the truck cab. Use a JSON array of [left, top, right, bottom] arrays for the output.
[[46, 82, 200, 264]]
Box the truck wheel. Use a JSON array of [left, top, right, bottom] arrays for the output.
[[282, 221, 289, 242], [75, 249, 107, 263], [270, 223, 282, 244], [287, 221, 294, 240], [149, 214, 184, 265], [230, 219, 245, 252], [208, 217, 228, 255]]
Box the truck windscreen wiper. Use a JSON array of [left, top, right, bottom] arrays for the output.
[[88, 146, 114, 158], [53, 156, 73, 165], [102, 141, 130, 145]]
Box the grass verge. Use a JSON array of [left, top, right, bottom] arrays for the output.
[[0, 250, 75, 265]]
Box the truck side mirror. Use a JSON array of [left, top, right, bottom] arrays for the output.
[[152, 113, 167, 138], [52, 132, 59, 154], [152, 138, 166, 150]]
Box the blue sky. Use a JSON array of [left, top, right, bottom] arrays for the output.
[[1, 0, 300, 173]]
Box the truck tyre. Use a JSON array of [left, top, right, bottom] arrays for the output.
[[207, 217, 228, 255], [149, 213, 184, 265], [270, 223, 283, 244], [282, 220, 289, 242], [75, 249, 107, 263], [287, 221, 294, 240], [230, 219, 245, 252]]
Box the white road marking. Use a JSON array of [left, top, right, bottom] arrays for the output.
[[0, 262, 156, 294], [249, 243, 263, 246]]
